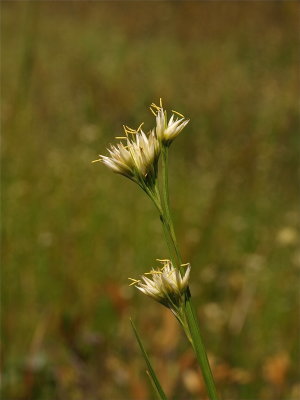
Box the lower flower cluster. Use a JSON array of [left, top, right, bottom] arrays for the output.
[[129, 259, 191, 312]]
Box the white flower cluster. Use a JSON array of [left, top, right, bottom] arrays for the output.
[[99, 129, 160, 187], [129, 260, 191, 311], [93, 101, 189, 188]]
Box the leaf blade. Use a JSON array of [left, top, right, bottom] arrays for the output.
[[130, 318, 167, 400]]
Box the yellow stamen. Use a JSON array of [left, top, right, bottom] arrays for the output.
[[160, 98, 163, 107], [123, 124, 144, 135], [145, 270, 162, 275], [91, 159, 101, 163], [122, 125, 129, 135], [124, 126, 137, 133], [149, 107, 157, 116], [115, 136, 127, 139], [136, 122, 144, 132], [180, 263, 190, 267], [172, 110, 184, 118], [123, 125, 135, 136], [156, 258, 170, 262], [128, 278, 141, 286], [150, 103, 161, 111]]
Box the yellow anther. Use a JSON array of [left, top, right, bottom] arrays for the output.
[[137, 122, 144, 132], [150, 103, 161, 111], [180, 263, 190, 267], [128, 278, 140, 286], [124, 126, 136, 133], [149, 107, 157, 116], [156, 258, 170, 262], [91, 159, 101, 163], [172, 110, 184, 118], [123, 124, 142, 135], [160, 98, 163, 107], [122, 125, 129, 135], [115, 136, 127, 139], [129, 282, 137, 286], [145, 270, 162, 275], [123, 125, 134, 136]]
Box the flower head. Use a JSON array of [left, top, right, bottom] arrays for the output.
[[129, 260, 191, 311], [150, 100, 189, 146], [93, 125, 160, 188]]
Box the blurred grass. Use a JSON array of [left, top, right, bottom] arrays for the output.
[[1, 2, 300, 399]]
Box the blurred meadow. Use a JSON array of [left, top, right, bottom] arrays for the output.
[[1, 2, 300, 399]]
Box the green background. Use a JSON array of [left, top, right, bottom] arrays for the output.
[[2, 2, 299, 399]]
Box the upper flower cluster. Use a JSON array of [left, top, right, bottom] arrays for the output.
[[129, 259, 191, 311], [93, 100, 189, 188]]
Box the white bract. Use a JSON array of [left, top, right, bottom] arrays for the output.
[[130, 260, 191, 310]]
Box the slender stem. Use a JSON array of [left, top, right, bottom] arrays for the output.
[[161, 147, 171, 220], [158, 146, 219, 400], [145, 185, 180, 267], [161, 147, 181, 266], [184, 296, 219, 400]]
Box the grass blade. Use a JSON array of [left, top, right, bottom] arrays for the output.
[[130, 318, 167, 400]]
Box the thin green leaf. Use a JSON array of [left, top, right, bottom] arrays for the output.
[[130, 318, 167, 400], [146, 370, 166, 400]]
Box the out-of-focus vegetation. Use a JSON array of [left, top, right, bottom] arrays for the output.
[[1, 2, 299, 399]]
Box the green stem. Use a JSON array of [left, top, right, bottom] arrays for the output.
[[161, 147, 181, 266], [145, 185, 179, 267], [184, 296, 219, 400], [158, 146, 219, 400]]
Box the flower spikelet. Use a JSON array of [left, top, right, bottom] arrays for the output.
[[93, 126, 160, 188], [150, 100, 189, 146], [129, 260, 191, 311]]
